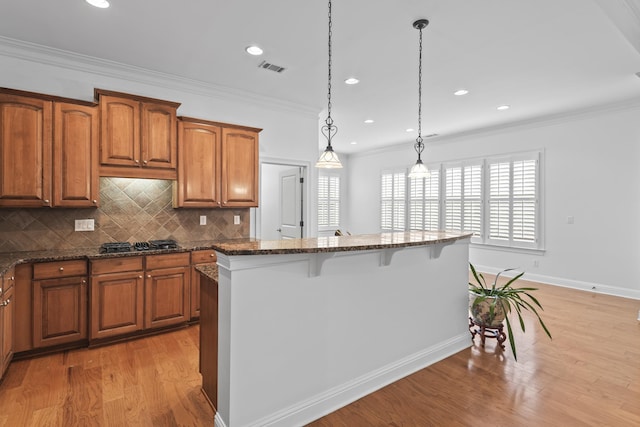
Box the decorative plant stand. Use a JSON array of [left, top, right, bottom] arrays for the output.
[[469, 317, 506, 350]]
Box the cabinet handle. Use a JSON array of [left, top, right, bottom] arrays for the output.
[[134, 159, 140, 164], [43, 199, 50, 205], [210, 254, 215, 257], [10, 276, 14, 281], [93, 200, 97, 204], [1, 297, 10, 306], [82, 279, 87, 284], [0, 288, 2, 294], [143, 160, 148, 165], [59, 267, 64, 271], [147, 274, 151, 278], [138, 275, 143, 279]]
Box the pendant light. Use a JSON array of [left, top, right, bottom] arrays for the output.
[[316, 0, 343, 168], [408, 19, 430, 178]]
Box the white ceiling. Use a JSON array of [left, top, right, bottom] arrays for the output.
[[1, 0, 640, 154]]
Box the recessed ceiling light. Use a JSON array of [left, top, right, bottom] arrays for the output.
[[406, 128, 414, 132], [454, 89, 469, 96], [345, 77, 359, 85], [86, 0, 109, 8], [497, 105, 510, 111], [364, 119, 374, 124], [245, 45, 264, 56], [350, 141, 358, 145]]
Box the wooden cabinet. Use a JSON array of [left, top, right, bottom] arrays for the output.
[[221, 127, 259, 207], [53, 102, 99, 207], [0, 89, 98, 208], [1, 268, 15, 379], [145, 252, 190, 329], [174, 117, 260, 208], [199, 273, 218, 410], [0, 93, 53, 207], [32, 260, 88, 348], [97, 90, 180, 180], [90, 257, 144, 340], [90, 253, 190, 341], [174, 119, 221, 207], [190, 249, 217, 319]]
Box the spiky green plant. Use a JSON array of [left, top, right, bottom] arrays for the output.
[[469, 263, 552, 361]]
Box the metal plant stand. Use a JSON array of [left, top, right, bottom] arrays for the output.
[[469, 317, 506, 350]]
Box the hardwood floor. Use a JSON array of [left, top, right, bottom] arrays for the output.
[[0, 325, 213, 426], [0, 280, 638, 426]]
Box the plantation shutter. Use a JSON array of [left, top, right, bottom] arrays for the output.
[[318, 175, 340, 228], [381, 171, 406, 231], [408, 169, 439, 230], [445, 164, 482, 236]]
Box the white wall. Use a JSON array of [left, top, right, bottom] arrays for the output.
[[347, 102, 640, 299]]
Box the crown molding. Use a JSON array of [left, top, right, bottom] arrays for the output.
[[0, 35, 320, 118]]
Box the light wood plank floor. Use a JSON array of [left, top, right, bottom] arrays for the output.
[[0, 280, 638, 426]]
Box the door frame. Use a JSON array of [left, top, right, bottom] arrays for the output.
[[251, 157, 311, 240]]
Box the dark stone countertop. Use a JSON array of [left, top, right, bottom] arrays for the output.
[[194, 264, 218, 282]]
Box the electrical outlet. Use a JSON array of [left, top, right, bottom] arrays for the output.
[[567, 216, 574, 224], [234, 215, 240, 225], [637, 310, 640, 321], [200, 215, 207, 225], [533, 260, 539, 268], [74, 219, 95, 232]]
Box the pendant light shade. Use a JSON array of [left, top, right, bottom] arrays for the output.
[[408, 19, 430, 179], [316, 0, 343, 169]]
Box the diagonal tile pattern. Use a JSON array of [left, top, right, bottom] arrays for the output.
[[0, 178, 249, 252]]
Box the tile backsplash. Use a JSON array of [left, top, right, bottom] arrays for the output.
[[0, 178, 249, 252]]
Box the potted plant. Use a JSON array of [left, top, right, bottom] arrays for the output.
[[469, 263, 552, 361]]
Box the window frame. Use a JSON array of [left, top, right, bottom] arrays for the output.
[[317, 172, 341, 232]]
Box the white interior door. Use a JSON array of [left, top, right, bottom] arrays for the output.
[[278, 168, 303, 239]]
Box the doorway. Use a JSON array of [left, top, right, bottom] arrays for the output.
[[254, 160, 308, 240]]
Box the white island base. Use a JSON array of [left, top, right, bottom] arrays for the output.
[[211, 235, 471, 426]]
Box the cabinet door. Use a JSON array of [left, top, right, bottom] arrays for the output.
[[221, 128, 259, 207], [175, 121, 221, 207], [145, 266, 190, 329], [190, 250, 217, 319], [53, 102, 99, 207], [0, 94, 52, 207], [141, 102, 177, 170], [90, 271, 144, 340], [1, 284, 14, 379], [33, 276, 87, 348], [99, 95, 140, 168]]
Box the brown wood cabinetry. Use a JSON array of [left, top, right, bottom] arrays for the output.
[[199, 273, 218, 410], [90, 256, 144, 340], [190, 249, 217, 319], [0, 89, 98, 208], [53, 102, 99, 207], [1, 268, 15, 379], [174, 119, 221, 207], [221, 127, 259, 207], [174, 117, 260, 208], [32, 260, 88, 348], [145, 252, 190, 329], [97, 90, 180, 180], [0, 93, 53, 207]]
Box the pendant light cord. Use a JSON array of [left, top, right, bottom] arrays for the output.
[[415, 22, 424, 159], [326, 0, 334, 130]]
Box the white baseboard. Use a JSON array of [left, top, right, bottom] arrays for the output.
[[473, 264, 640, 301], [246, 333, 470, 427], [214, 413, 227, 427]]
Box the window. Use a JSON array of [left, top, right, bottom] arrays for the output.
[[318, 174, 340, 228], [408, 170, 439, 230], [444, 164, 482, 237], [379, 151, 541, 250], [487, 155, 538, 247], [381, 171, 406, 231]]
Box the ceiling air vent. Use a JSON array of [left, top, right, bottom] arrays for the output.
[[258, 60, 286, 73], [425, 133, 439, 138]]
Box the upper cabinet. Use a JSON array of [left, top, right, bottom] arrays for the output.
[[96, 89, 180, 180], [53, 102, 99, 207], [0, 93, 53, 208], [221, 127, 259, 207], [0, 90, 99, 208], [174, 118, 260, 208]]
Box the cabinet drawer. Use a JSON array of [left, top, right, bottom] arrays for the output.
[[33, 260, 87, 280], [91, 256, 143, 275], [146, 252, 190, 270], [191, 250, 217, 264]]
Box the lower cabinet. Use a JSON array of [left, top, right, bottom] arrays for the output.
[[90, 252, 190, 341], [90, 257, 144, 340], [1, 269, 15, 380], [190, 249, 217, 319], [32, 260, 88, 349]]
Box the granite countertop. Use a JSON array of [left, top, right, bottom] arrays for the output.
[[211, 231, 473, 256], [0, 240, 225, 277], [194, 264, 218, 282]]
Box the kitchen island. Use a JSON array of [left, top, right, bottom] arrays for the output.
[[200, 231, 472, 427]]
